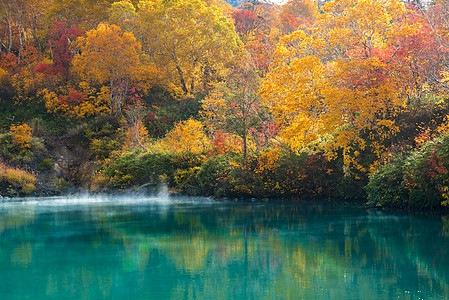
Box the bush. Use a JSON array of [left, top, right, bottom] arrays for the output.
[[83, 117, 122, 160], [0, 164, 37, 195], [366, 155, 409, 207], [100, 148, 364, 200], [366, 133, 449, 208], [37, 158, 53, 171], [101, 151, 203, 189], [194, 155, 233, 197], [192, 151, 346, 199], [0, 133, 46, 167]]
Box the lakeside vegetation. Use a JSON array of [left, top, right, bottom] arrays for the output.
[[1, 0, 449, 209]]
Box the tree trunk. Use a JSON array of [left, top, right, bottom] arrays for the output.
[[243, 133, 247, 168], [176, 65, 188, 94], [110, 79, 115, 115]]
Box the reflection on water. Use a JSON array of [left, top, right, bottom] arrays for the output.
[[0, 196, 448, 299]]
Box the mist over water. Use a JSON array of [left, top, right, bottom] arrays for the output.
[[0, 190, 214, 212], [0, 197, 448, 299]]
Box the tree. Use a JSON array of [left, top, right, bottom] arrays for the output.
[[72, 23, 141, 115], [409, 0, 449, 95], [109, 0, 137, 33], [34, 21, 83, 79], [134, 0, 242, 96], [260, 0, 413, 171], [390, 4, 441, 104], [202, 61, 263, 164], [231, 9, 260, 36], [43, 0, 114, 32], [233, 4, 303, 76], [0, 0, 47, 62], [281, 0, 318, 20], [123, 88, 149, 151], [151, 119, 209, 154]]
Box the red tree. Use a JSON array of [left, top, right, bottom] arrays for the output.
[[231, 9, 260, 35], [35, 21, 83, 79]]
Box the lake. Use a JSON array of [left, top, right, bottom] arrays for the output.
[[0, 195, 448, 299]]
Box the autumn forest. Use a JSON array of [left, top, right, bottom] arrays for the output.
[[1, 0, 449, 209]]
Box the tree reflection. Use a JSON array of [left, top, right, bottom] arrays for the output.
[[0, 200, 448, 299]]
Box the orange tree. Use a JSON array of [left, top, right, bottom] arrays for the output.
[[260, 0, 418, 173], [72, 23, 141, 115]]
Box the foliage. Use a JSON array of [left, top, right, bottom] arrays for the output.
[[202, 61, 267, 163], [366, 132, 449, 208], [152, 119, 210, 154], [135, 0, 242, 96], [123, 98, 150, 151], [232, 9, 260, 35], [281, 0, 318, 20], [34, 21, 83, 79], [37, 158, 53, 171], [365, 155, 409, 207], [43, 0, 114, 32], [194, 155, 234, 197], [72, 23, 141, 114], [83, 117, 122, 161], [144, 96, 202, 137], [208, 130, 243, 156], [98, 150, 203, 190], [109, 0, 137, 32], [189, 150, 350, 199], [260, 0, 412, 172], [40, 87, 109, 119], [0, 163, 37, 194], [10, 123, 32, 148], [0, 132, 46, 167], [2, 0, 449, 205]]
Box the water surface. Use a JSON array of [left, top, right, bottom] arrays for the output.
[[0, 195, 448, 299]]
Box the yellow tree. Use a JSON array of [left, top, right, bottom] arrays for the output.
[[261, 0, 412, 172], [109, 0, 137, 33], [43, 0, 114, 32], [233, 3, 312, 76], [72, 23, 141, 114], [134, 0, 242, 96], [154, 119, 210, 154]]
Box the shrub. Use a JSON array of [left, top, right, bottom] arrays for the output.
[[174, 167, 201, 191], [0, 164, 37, 195], [366, 155, 409, 207], [366, 133, 449, 208], [37, 158, 53, 171], [194, 155, 233, 197], [10, 123, 32, 148], [0, 133, 46, 166], [100, 151, 203, 189]]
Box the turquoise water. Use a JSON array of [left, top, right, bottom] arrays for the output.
[[0, 196, 448, 299]]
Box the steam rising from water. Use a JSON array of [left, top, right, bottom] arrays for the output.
[[0, 185, 214, 213]]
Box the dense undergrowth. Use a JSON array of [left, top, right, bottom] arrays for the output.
[[92, 149, 365, 200], [367, 132, 449, 209]]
